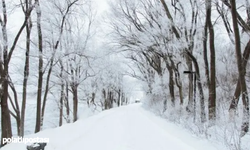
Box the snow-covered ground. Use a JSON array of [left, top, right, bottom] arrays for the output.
[[2, 103, 227, 150]]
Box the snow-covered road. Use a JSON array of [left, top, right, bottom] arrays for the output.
[[2, 104, 224, 150]]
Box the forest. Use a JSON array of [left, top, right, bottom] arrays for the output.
[[0, 0, 250, 149]]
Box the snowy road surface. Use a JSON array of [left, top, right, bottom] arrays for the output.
[[2, 104, 224, 150]]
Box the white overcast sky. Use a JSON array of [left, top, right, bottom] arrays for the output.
[[93, 0, 109, 13]]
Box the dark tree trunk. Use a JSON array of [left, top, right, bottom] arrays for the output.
[[229, 40, 250, 111], [59, 61, 64, 126], [35, 0, 43, 133], [186, 51, 194, 113], [162, 55, 175, 110], [121, 93, 125, 106], [65, 82, 70, 123], [186, 51, 206, 123], [91, 92, 96, 107], [167, 67, 175, 107], [1, 70, 12, 146], [103, 89, 108, 110], [9, 82, 21, 136], [206, 0, 216, 124], [175, 68, 183, 105], [1, 44, 12, 145], [171, 60, 183, 105], [203, 13, 210, 87], [1, 0, 12, 145], [41, 57, 54, 128], [1, 0, 35, 142], [59, 84, 64, 126], [72, 85, 78, 122], [21, 0, 32, 136], [230, 0, 249, 136], [110, 91, 114, 108], [118, 89, 121, 107], [107, 91, 112, 109]]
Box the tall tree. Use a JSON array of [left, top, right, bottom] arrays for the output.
[[0, 0, 35, 145], [20, 0, 33, 137], [205, 0, 216, 124], [230, 0, 249, 136], [59, 60, 64, 126], [34, 0, 43, 133], [226, 0, 250, 116], [0, 1, 13, 145], [159, 0, 206, 122], [40, 0, 80, 126]]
